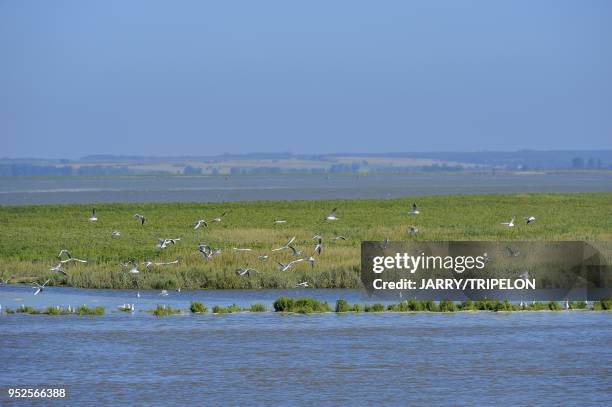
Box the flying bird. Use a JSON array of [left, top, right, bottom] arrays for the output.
[[501, 217, 515, 228], [133, 214, 146, 225], [88, 208, 98, 222], [143, 259, 179, 269], [277, 258, 304, 272], [194, 219, 209, 230], [32, 279, 50, 295], [289, 245, 301, 257], [525, 216, 536, 224], [325, 208, 338, 221], [272, 236, 296, 252], [306, 256, 316, 268], [314, 238, 323, 255], [157, 238, 180, 249], [331, 236, 346, 241], [410, 202, 420, 215], [296, 281, 309, 288], [232, 247, 253, 252], [111, 230, 121, 237], [235, 268, 259, 277], [273, 219, 287, 225], [211, 212, 227, 222], [50, 263, 67, 276]]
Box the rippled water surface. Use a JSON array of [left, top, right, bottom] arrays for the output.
[[1, 286, 611, 406], [1, 173, 611, 204]]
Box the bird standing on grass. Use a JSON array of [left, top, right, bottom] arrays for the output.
[[133, 214, 146, 225]]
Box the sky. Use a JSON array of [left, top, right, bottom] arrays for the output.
[[1, 0, 611, 159]]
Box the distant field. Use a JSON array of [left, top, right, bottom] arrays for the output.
[[0, 193, 610, 289]]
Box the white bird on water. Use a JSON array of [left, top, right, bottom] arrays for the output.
[[32, 279, 50, 295], [88, 208, 98, 222], [501, 217, 515, 228], [272, 236, 296, 252], [325, 208, 338, 221], [133, 214, 146, 225], [277, 258, 304, 272], [410, 202, 420, 215], [160, 290, 169, 296]]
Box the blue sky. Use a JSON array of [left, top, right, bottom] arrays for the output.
[[1, 0, 610, 158]]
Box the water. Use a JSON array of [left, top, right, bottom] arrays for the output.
[[1, 173, 611, 205], [1, 286, 611, 406]]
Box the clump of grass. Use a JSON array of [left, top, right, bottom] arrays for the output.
[[190, 301, 207, 313], [212, 304, 242, 314], [248, 303, 267, 312], [151, 305, 180, 316], [273, 297, 331, 314], [364, 303, 385, 312], [75, 305, 105, 315], [599, 298, 612, 310], [335, 299, 362, 312], [16, 305, 37, 314], [44, 306, 70, 315], [438, 300, 457, 312]]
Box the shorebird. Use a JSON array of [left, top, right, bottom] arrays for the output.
[[232, 247, 253, 252], [273, 219, 287, 225], [506, 246, 520, 257], [306, 256, 316, 268], [211, 212, 227, 222], [409, 227, 418, 236], [160, 290, 169, 296], [501, 217, 515, 228], [198, 244, 221, 260], [410, 202, 420, 215], [272, 236, 296, 252], [314, 238, 323, 255], [111, 230, 121, 238], [235, 268, 258, 277], [289, 245, 302, 256], [525, 216, 536, 224], [331, 236, 346, 241], [325, 208, 338, 221], [157, 238, 180, 249], [296, 281, 309, 288], [88, 208, 98, 222], [32, 279, 50, 295], [194, 219, 208, 230], [277, 258, 304, 272], [258, 255, 269, 262], [133, 214, 146, 225]]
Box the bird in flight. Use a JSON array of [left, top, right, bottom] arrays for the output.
[[273, 219, 287, 225], [32, 279, 51, 295], [157, 238, 180, 249], [143, 259, 179, 269], [410, 202, 420, 215], [525, 216, 536, 224], [272, 236, 296, 252], [306, 256, 316, 268], [331, 236, 346, 241], [194, 219, 209, 230], [325, 208, 338, 221], [111, 230, 121, 238], [50, 263, 67, 276], [88, 208, 98, 222], [235, 268, 259, 277], [277, 258, 304, 272], [314, 238, 323, 255], [295, 281, 309, 288], [211, 212, 227, 222], [133, 214, 146, 225], [501, 217, 515, 228]]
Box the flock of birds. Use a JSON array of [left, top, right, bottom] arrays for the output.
[[29, 203, 538, 296]]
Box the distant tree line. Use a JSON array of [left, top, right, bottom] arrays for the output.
[[0, 164, 132, 177]]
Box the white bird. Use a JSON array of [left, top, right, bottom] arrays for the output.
[[325, 208, 338, 221], [198, 244, 221, 260], [122, 260, 140, 274], [50, 263, 67, 276], [111, 230, 121, 237], [160, 290, 168, 296], [88, 208, 98, 222], [211, 212, 227, 222], [143, 259, 179, 269], [306, 256, 316, 268], [289, 245, 301, 257], [32, 279, 50, 295], [331, 236, 346, 241], [137, 291, 141, 298], [133, 214, 146, 225], [273, 219, 287, 225], [232, 247, 253, 252], [157, 238, 180, 249], [57, 249, 72, 259], [258, 255, 269, 262], [235, 268, 259, 277], [564, 300, 570, 310], [314, 238, 323, 255], [277, 258, 304, 272], [501, 217, 515, 227], [409, 227, 418, 236], [525, 216, 536, 224], [60, 257, 87, 264], [194, 219, 209, 229], [272, 236, 296, 252], [296, 281, 309, 288], [410, 202, 420, 215]]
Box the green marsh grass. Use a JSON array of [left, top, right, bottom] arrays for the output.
[[189, 301, 207, 313], [151, 305, 181, 316], [0, 192, 610, 289]]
